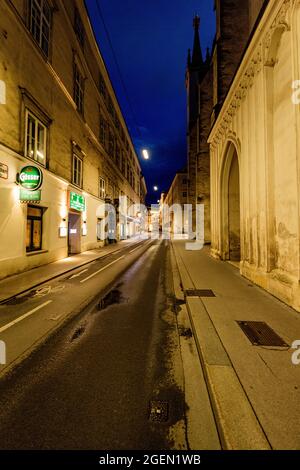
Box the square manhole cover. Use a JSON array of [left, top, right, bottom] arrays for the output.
[[237, 321, 289, 347], [149, 401, 169, 423], [185, 289, 215, 297]]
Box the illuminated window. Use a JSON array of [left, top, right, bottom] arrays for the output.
[[25, 110, 47, 165], [99, 177, 105, 199], [72, 153, 83, 188], [26, 205, 43, 252], [0, 80, 6, 104], [29, 0, 51, 56], [74, 64, 84, 115]]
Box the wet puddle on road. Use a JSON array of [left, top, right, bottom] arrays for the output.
[[97, 284, 126, 311]]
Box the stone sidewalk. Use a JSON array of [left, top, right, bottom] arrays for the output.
[[0, 238, 140, 303], [171, 240, 300, 450]]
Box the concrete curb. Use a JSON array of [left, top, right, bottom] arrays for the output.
[[171, 242, 271, 450], [170, 246, 221, 450]]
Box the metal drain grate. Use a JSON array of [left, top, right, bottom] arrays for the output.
[[149, 401, 169, 423], [237, 321, 289, 347], [185, 289, 215, 297]]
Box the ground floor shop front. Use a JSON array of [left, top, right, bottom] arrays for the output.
[[0, 145, 139, 280]]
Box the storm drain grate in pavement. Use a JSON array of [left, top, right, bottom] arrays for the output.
[[237, 321, 289, 347], [185, 289, 215, 297], [149, 401, 169, 423]]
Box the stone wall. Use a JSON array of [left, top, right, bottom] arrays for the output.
[[209, 0, 300, 312]]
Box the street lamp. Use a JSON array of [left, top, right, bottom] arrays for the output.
[[153, 186, 158, 191], [142, 149, 149, 160]]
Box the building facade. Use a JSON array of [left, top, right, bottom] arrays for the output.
[[161, 169, 188, 235], [0, 0, 145, 280], [208, 0, 300, 311]]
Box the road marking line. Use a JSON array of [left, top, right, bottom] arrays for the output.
[[69, 269, 88, 279], [129, 240, 152, 253], [0, 300, 53, 334], [129, 245, 142, 253], [80, 256, 125, 283], [49, 314, 63, 321]]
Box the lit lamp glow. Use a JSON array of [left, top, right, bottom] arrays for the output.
[[153, 186, 158, 191], [142, 149, 149, 160]]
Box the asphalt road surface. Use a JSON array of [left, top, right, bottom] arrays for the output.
[[0, 240, 188, 450]]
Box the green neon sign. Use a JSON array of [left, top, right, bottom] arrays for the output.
[[20, 189, 41, 202], [70, 192, 85, 211], [19, 165, 43, 190]]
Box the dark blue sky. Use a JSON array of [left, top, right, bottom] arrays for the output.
[[85, 0, 215, 203]]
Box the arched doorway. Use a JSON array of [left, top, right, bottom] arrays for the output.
[[220, 141, 241, 262], [228, 151, 240, 261]]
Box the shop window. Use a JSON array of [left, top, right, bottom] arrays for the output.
[[72, 153, 83, 188], [25, 110, 47, 165], [28, 0, 51, 57], [97, 218, 103, 241], [26, 205, 43, 252]]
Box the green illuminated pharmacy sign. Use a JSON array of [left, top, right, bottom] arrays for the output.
[[70, 192, 85, 212]]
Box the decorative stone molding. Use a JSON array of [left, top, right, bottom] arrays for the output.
[[264, 0, 292, 65], [210, 0, 293, 148]]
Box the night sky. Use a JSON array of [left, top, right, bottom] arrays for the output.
[[85, 0, 216, 204]]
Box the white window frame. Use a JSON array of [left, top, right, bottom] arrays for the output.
[[25, 109, 47, 166], [72, 153, 83, 188], [29, 0, 51, 57], [99, 177, 105, 200]]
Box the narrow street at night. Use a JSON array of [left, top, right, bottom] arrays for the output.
[[0, 240, 219, 450], [1, 0, 300, 464]]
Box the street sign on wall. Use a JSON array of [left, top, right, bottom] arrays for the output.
[[0, 162, 8, 179], [19, 165, 43, 190], [70, 191, 85, 212], [19, 189, 41, 202]]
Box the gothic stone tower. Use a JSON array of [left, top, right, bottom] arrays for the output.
[[186, 16, 212, 242]]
